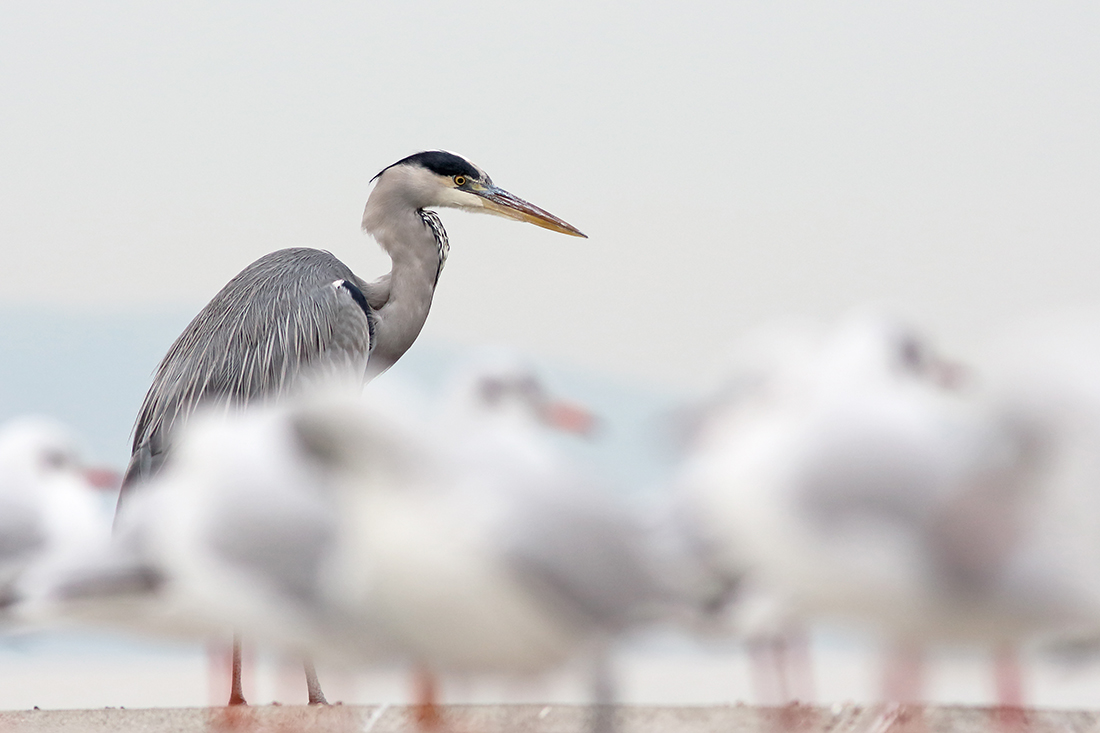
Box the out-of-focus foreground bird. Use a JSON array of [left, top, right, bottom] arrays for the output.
[[672, 314, 1055, 708], [0, 417, 111, 611], [115, 151, 585, 705], [977, 314, 1100, 674], [438, 352, 598, 442], [49, 389, 669, 733]]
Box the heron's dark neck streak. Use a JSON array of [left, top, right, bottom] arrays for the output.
[[418, 209, 449, 285]]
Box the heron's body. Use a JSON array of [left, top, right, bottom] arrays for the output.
[[122, 249, 376, 491]]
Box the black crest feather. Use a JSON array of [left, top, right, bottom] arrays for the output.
[[373, 151, 480, 182]]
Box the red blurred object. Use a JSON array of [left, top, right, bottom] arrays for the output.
[[83, 466, 122, 491], [542, 401, 598, 436]]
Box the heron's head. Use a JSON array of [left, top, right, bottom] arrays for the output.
[[367, 150, 586, 237]]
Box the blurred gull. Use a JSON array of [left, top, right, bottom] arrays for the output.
[[438, 351, 597, 460], [0, 416, 112, 612], [45, 388, 667, 729], [673, 313, 1051, 705], [979, 314, 1100, 657]]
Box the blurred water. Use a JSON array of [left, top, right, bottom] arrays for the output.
[[0, 309, 191, 467], [0, 309, 680, 487]]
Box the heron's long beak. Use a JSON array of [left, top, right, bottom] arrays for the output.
[[476, 186, 587, 238]]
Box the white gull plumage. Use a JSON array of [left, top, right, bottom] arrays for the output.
[[0, 416, 110, 612], [673, 313, 1043, 702]]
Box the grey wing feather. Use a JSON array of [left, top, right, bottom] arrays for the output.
[[502, 481, 663, 634], [0, 496, 45, 607], [120, 248, 373, 499], [205, 482, 336, 609], [43, 555, 165, 603], [0, 496, 44, 566]]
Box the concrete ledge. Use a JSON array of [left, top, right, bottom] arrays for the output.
[[0, 704, 1096, 733]]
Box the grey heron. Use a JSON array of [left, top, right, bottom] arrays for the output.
[[116, 150, 585, 705]]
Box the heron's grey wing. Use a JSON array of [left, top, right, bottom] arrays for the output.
[[119, 248, 373, 500], [501, 480, 663, 634]]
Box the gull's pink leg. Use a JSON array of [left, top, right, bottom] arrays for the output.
[[879, 640, 927, 733], [206, 641, 228, 707], [750, 632, 820, 733], [413, 665, 442, 730], [993, 643, 1026, 733], [749, 629, 816, 706], [783, 627, 816, 703], [994, 643, 1023, 707], [883, 639, 924, 704], [748, 637, 785, 705]]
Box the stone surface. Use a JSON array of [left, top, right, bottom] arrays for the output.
[[0, 704, 1097, 733]]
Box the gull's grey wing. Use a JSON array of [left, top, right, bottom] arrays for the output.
[[205, 479, 337, 610], [0, 497, 43, 564], [39, 550, 165, 604], [501, 481, 663, 634], [120, 248, 373, 501], [0, 496, 44, 607]]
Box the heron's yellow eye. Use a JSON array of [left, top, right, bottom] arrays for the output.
[[454, 175, 467, 186]]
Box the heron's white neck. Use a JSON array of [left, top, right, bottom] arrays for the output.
[[361, 182, 444, 376]]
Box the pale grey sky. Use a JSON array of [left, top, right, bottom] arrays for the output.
[[2, 2, 1099, 388]]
